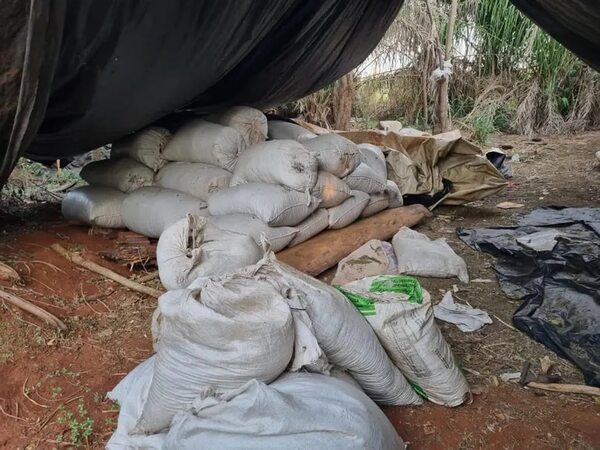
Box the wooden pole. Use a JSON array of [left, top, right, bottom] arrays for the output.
[[332, 73, 354, 130], [51, 244, 163, 298], [438, 0, 459, 133]]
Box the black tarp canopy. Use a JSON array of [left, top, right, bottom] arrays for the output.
[[1, 0, 600, 188]]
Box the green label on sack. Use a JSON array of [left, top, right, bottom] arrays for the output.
[[335, 287, 376, 316], [408, 380, 428, 399], [369, 275, 423, 304]]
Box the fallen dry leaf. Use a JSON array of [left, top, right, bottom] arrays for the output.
[[496, 201, 525, 209], [0, 262, 20, 283]]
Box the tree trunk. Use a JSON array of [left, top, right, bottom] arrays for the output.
[[436, 0, 459, 133], [332, 73, 354, 130]]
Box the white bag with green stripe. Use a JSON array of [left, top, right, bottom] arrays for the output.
[[339, 275, 471, 407]]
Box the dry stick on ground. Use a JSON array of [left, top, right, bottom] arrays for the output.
[[51, 244, 163, 298], [0, 289, 67, 331], [136, 271, 160, 283], [526, 382, 600, 397]]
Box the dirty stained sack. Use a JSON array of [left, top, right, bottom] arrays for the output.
[[136, 276, 294, 433], [327, 190, 370, 229], [267, 120, 317, 142], [341, 276, 471, 407], [230, 140, 318, 192], [110, 126, 171, 172], [61, 186, 126, 228], [205, 106, 268, 147], [162, 119, 245, 171], [165, 373, 405, 450], [121, 187, 209, 238], [156, 215, 262, 290], [458, 207, 600, 386], [360, 193, 389, 218], [332, 239, 398, 286], [209, 214, 298, 252], [386, 179, 404, 208], [208, 184, 319, 227], [156, 162, 231, 201], [344, 162, 387, 194], [302, 134, 360, 178], [358, 143, 387, 180], [311, 171, 351, 208], [288, 209, 329, 247], [80, 157, 155, 193], [392, 227, 469, 283], [244, 253, 422, 405]]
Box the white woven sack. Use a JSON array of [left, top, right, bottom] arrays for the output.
[[206, 106, 267, 146], [136, 276, 294, 433], [245, 254, 422, 406], [80, 157, 154, 193], [267, 120, 317, 141], [392, 227, 469, 283], [162, 119, 245, 171], [106, 357, 166, 449], [209, 214, 298, 252], [230, 140, 318, 192], [302, 134, 360, 178], [61, 186, 125, 228], [111, 126, 171, 172], [208, 184, 319, 227], [360, 193, 389, 218], [327, 190, 370, 229], [121, 187, 209, 238], [157, 215, 262, 290], [342, 276, 471, 407], [344, 162, 387, 194], [311, 170, 351, 208], [156, 162, 231, 201], [386, 180, 404, 208], [357, 143, 387, 179], [165, 373, 405, 450], [288, 209, 329, 247]]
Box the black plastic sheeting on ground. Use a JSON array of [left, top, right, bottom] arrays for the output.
[[458, 207, 600, 387], [0, 0, 403, 188]]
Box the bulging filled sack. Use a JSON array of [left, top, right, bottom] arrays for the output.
[[344, 162, 387, 194], [136, 275, 294, 433], [208, 184, 319, 227], [230, 140, 318, 192], [106, 357, 166, 450], [165, 372, 405, 450], [392, 227, 469, 283], [327, 190, 370, 229], [288, 209, 329, 247], [111, 126, 171, 172], [360, 193, 389, 218], [245, 254, 421, 406], [302, 134, 360, 178], [162, 119, 245, 171], [311, 170, 351, 208], [157, 215, 262, 290], [80, 157, 154, 193], [267, 120, 317, 141], [61, 186, 126, 228], [209, 214, 298, 252], [341, 276, 471, 407], [358, 143, 387, 179], [206, 106, 268, 146], [122, 187, 209, 238], [386, 180, 404, 208], [155, 162, 231, 201]]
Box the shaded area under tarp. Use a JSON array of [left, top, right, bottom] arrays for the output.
[[458, 207, 600, 387], [0, 0, 403, 188]]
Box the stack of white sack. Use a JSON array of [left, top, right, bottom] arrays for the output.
[[107, 251, 413, 448]]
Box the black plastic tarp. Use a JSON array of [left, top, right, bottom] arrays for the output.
[[0, 0, 404, 187], [458, 208, 600, 386]]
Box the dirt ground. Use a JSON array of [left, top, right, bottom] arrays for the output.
[[0, 131, 599, 449]]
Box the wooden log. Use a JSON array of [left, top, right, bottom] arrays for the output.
[[51, 244, 163, 298], [276, 205, 431, 276], [0, 288, 66, 330], [526, 382, 600, 397]]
